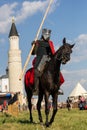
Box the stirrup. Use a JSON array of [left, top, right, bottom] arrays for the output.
[[58, 89, 64, 95]]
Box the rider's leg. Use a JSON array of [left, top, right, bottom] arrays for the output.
[[33, 69, 40, 92]]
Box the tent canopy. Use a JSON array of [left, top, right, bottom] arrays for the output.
[[69, 82, 87, 97]]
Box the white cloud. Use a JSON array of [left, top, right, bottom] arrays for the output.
[[0, 2, 18, 20], [0, 2, 18, 33], [16, 1, 48, 23], [75, 34, 87, 45], [70, 34, 87, 63], [80, 78, 87, 85], [62, 69, 87, 77], [0, 0, 59, 34]]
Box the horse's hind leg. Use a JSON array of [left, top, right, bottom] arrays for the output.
[[27, 97, 33, 122], [26, 88, 33, 123], [37, 92, 43, 123]]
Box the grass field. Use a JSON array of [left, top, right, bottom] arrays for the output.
[[0, 108, 87, 130]]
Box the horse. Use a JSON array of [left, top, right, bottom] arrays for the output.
[[24, 37, 74, 127]]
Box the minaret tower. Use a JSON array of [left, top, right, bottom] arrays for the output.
[[8, 18, 23, 94]]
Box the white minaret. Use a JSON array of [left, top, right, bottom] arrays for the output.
[[8, 18, 23, 94]]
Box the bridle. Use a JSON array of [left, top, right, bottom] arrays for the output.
[[55, 45, 72, 64]]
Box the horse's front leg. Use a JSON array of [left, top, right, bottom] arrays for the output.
[[44, 93, 50, 127], [49, 93, 58, 125], [37, 91, 43, 123]]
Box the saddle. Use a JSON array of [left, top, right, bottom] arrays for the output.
[[24, 67, 64, 88]]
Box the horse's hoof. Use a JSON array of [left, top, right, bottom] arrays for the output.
[[30, 120, 33, 123], [39, 117, 43, 123], [49, 121, 52, 126], [40, 122, 44, 126], [40, 119, 43, 123], [45, 122, 50, 127], [30, 119, 33, 123]]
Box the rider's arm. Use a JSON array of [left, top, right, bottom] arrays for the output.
[[31, 40, 39, 55]]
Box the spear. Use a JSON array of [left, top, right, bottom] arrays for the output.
[[19, 0, 54, 80]]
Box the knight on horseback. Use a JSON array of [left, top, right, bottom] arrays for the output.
[[32, 28, 64, 93]]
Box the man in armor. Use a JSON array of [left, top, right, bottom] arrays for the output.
[[32, 28, 64, 93]]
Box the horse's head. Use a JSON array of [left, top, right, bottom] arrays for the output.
[[55, 37, 75, 64]]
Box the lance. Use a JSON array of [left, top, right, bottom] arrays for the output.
[[19, 0, 54, 80]]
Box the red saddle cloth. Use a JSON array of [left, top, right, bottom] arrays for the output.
[[59, 72, 65, 86], [24, 68, 34, 87], [24, 68, 64, 88]]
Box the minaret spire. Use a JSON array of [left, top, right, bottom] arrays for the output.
[[12, 16, 15, 23], [9, 17, 19, 37]]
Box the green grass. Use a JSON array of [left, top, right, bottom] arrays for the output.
[[0, 108, 87, 130]]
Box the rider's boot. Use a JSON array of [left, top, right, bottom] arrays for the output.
[[58, 88, 64, 95]]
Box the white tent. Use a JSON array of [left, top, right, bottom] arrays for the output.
[[69, 82, 87, 98]]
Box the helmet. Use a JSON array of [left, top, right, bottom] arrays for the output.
[[42, 28, 51, 41]]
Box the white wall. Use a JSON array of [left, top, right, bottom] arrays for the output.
[[1, 78, 9, 92]]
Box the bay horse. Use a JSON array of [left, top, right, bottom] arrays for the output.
[[24, 38, 74, 127]]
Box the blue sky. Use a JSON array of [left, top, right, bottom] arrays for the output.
[[0, 0, 87, 102]]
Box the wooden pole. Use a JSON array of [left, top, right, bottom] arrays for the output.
[[19, 0, 54, 80]]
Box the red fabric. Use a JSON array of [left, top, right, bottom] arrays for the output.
[[48, 40, 55, 54], [60, 72, 65, 86], [24, 68, 34, 87], [3, 100, 7, 108]]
